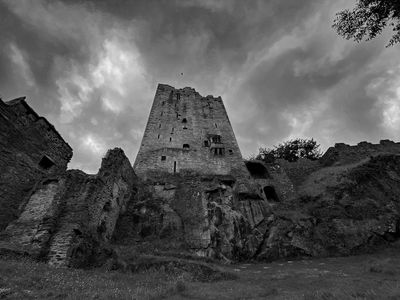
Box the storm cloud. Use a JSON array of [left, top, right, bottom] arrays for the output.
[[0, 0, 399, 172]]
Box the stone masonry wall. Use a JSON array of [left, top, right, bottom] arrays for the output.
[[0, 148, 136, 267], [0, 97, 72, 230], [276, 158, 322, 190], [320, 140, 400, 166], [134, 84, 249, 179]]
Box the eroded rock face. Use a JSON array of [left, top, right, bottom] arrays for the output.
[[0, 148, 136, 267], [253, 155, 400, 260], [113, 174, 272, 260]]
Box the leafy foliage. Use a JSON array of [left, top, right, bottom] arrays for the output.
[[333, 0, 400, 47], [256, 138, 322, 163]]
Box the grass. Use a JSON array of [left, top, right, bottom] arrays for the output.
[[3, 248, 400, 299], [0, 257, 191, 299]]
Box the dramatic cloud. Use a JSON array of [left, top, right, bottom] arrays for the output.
[[0, 0, 399, 172]]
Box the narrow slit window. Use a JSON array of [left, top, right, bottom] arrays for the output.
[[176, 93, 180, 100], [215, 123, 217, 128], [158, 134, 160, 139], [170, 137, 172, 142]]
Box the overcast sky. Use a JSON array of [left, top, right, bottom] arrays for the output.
[[1, 0, 399, 173]]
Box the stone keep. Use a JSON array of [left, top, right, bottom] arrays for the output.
[[134, 84, 247, 177]]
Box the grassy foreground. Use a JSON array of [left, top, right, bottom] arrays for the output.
[[2, 247, 400, 299]]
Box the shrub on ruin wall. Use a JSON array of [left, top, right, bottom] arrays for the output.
[[256, 138, 322, 163]]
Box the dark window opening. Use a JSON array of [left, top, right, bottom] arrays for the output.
[[177, 93, 180, 100], [263, 186, 279, 202], [229, 149, 233, 155], [204, 140, 209, 147], [183, 144, 190, 150], [213, 148, 224, 156], [158, 134, 160, 139], [183, 126, 187, 130], [170, 137, 172, 142], [161, 156, 166, 161], [171, 127, 174, 133], [211, 135, 221, 143], [215, 123, 217, 128], [162, 101, 165, 106], [174, 161, 177, 173], [159, 124, 161, 128], [245, 161, 270, 179], [39, 155, 55, 170], [182, 118, 187, 123], [103, 201, 112, 212]]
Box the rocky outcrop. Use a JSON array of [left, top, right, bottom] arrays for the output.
[[253, 154, 400, 260], [0, 148, 136, 267], [113, 173, 272, 260]]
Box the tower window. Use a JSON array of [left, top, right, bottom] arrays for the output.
[[229, 150, 233, 155], [212, 148, 224, 156], [161, 156, 166, 161], [170, 137, 172, 142], [212, 136, 221, 143], [177, 93, 180, 100], [183, 144, 190, 150], [215, 123, 217, 128], [159, 124, 161, 128], [182, 118, 187, 123], [39, 155, 55, 170], [158, 134, 160, 139], [204, 140, 209, 147]]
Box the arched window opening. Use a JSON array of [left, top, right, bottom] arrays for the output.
[[263, 186, 279, 202], [183, 144, 190, 150], [170, 137, 172, 142], [229, 149, 233, 155], [204, 140, 209, 147], [182, 118, 187, 123]]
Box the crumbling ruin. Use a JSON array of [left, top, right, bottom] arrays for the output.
[[1, 85, 400, 268]]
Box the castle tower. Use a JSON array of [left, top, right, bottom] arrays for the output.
[[134, 84, 248, 177]]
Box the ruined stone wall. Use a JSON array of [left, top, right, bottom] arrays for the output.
[[134, 84, 249, 178], [244, 160, 297, 202], [0, 148, 136, 267], [321, 140, 400, 166], [275, 158, 322, 189], [0, 98, 72, 230]]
